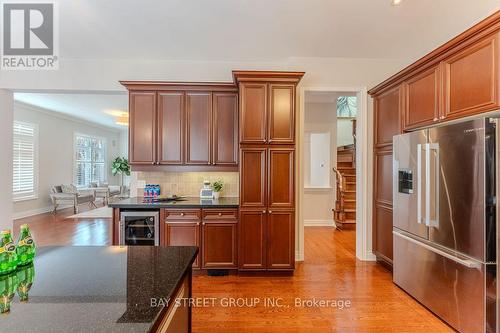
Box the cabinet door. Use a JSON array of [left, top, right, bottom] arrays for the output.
[[164, 222, 201, 268], [186, 92, 212, 165], [239, 83, 267, 144], [268, 148, 294, 209], [267, 209, 294, 270], [239, 209, 266, 270], [129, 91, 156, 164], [240, 148, 267, 207], [373, 204, 393, 265], [404, 66, 440, 129], [158, 92, 184, 164], [443, 32, 500, 119], [374, 86, 402, 148], [268, 84, 295, 144], [213, 93, 238, 165], [202, 220, 237, 269]]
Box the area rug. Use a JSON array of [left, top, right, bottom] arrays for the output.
[[67, 206, 113, 219]]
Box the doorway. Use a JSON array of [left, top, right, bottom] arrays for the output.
[[297, 87, 373, 261]]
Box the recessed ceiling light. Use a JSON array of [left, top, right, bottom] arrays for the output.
[[391, 0, 403, 5]]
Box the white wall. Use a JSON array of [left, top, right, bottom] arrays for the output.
[[13, 102, 122, 218], [337, 118, 355, 147], [303, 102, 336, 226], [0, 90, 13, 231], [118, 129, 131, 188]]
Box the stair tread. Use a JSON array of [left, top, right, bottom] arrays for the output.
[[344, 209, 356, 212]]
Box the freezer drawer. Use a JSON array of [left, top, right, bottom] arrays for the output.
[[393, 231, 495, 333]]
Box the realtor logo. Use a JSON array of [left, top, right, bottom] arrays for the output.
[[1, 2, 58, 70]]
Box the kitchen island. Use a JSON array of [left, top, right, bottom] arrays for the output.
[[2, 246, 198, 333]]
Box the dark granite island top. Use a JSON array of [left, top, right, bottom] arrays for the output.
[[108, 196, 239, 209], [2, 246, 198, 333]]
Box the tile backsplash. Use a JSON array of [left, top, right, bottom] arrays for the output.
[[131, 172, 239, 197]]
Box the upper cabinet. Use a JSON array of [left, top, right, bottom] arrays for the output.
[[374, 85, 402, 147], [443, 32, 500, 119], [239, 83, 267, 144], [403, 66, 441, 130], [268, 84, 295, 144], [129, 91, 157, 165], [121, 82, 239, 171]]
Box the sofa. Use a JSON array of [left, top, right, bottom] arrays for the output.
[[50, 185, 96, 214]]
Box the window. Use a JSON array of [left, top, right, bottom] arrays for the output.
[[13, 121, 38, 201], [337, 96, 357, 118], [74, 134, 107, 187]]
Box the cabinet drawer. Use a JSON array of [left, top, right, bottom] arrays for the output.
[[202, 209, 238, 221], [164, 209, 201, 221]]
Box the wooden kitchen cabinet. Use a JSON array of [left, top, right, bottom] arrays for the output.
[[443, 32, 500, 119], [158, 92, 184, 164], [374, 86, 402, 147], [404, 66, 441, 129], [185, 92, 212, 165], [268, 84, 295, 144], [268, 148, 294, 209], [129, 91, 157, 164], [240, 148, 267, 207], [213, 93, 238, 165], [164, 222, 201, 268], [239, 83, 267, 144], [239, 209, 267, 270], [201, 209, 238, 269], [267, 209, 294, 270]]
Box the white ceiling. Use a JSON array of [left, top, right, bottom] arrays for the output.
[[57, 0, 500, 62], [14, 93, 128, 130]]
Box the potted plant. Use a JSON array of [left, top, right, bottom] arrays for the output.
[[111, 157, 131, 195], [211, 180, 223, 200]]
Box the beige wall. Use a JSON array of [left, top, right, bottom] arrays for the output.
[[133, 172, 239, 198], [337, 118, 355, 147], [13, 102, 122, 218]]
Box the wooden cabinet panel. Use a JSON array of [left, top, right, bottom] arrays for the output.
[[239, 83, 267, 144], [202, 220, 237, 269], [267, 209, 294, 270], [239, 209, 266, 270], [374, 150, 393, 206], [165, 209, 201, 221], [373, 204, 393, 264], [240, 148, 267, 207], [213, 93, 238, 165], [268, 84, 295, 144], [268, 148, 294, 208], [186, 92, 212, 165], [374, 86, 401, 147], [129, 91, 156, 164], [202, 209, 238, 221], [158, 92, 184, 164], [164, 221, 201, 268], [444, 33, 500, 119], [404, 67, 440, 129]]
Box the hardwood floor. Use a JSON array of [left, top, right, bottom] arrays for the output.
[[14, 211, 451, 332]]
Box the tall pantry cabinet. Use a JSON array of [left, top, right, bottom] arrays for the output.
[[233, 71, 304, 271]]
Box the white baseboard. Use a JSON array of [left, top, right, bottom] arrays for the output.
[[304, 219, 335, 227], [13, 204, 72, 220], [295, 250, 304, 262]]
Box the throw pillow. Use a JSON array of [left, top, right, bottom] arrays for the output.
[[61, 184, 77, 194]]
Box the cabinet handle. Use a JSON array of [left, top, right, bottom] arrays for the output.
[[440, 115, 445, 120], [433, 117, 438, 121], [218, 213, 222, 216], [262, 210, 266, 214], [268, 210, 273, 214], [180, 213, 185, 216], [202, 222, 205, 226]]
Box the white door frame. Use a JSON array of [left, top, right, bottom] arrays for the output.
[[297, 86, 376, 261]]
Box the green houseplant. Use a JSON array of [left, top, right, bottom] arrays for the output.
[[111, 157, 131, 195], [211, 180, 223, 200]]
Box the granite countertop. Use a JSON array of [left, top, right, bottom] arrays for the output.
[[108, 196, 239, 209], [2, 246, 198, 333]]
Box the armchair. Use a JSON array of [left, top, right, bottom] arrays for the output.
[[50, 185, 96, 214], [90, 182, 121, 205]]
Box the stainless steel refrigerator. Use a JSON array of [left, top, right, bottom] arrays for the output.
[[393, 117, 497, 333]]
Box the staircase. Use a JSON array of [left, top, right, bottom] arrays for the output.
[[333, 145, 356, 230]]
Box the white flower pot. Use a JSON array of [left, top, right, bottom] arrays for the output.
[[213, 192, 220, 200]]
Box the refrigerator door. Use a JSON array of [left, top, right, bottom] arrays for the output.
[[393, 130, 429, 239], [428, 119, 488, 261]]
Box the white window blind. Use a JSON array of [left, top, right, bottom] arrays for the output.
[[13, 121, 38, 201], [74, 134, 107, 187]]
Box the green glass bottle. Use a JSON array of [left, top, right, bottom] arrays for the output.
[[0, 271, 18, 313], [16, 224, 35, 266], [0, 230, 18, 275], [16, 262, 34, 302]]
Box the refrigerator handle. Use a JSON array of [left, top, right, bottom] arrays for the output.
[[417, 144, 423, 224], [426, 143, 440, 228]]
